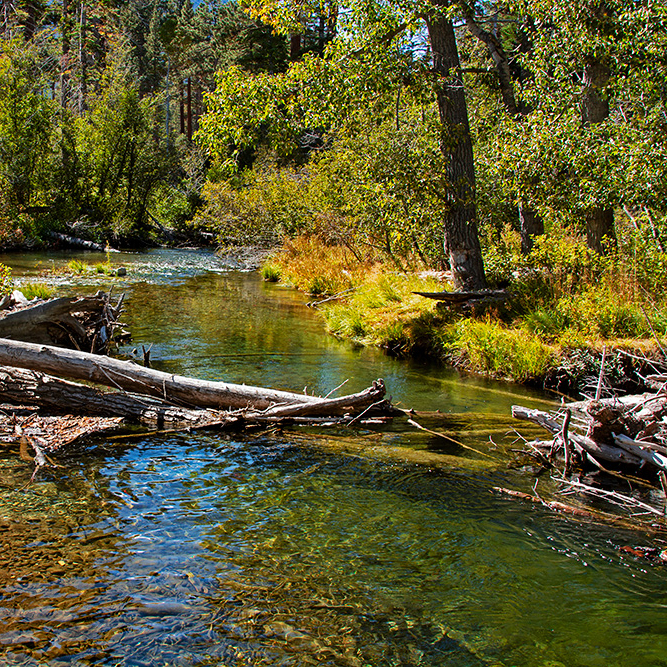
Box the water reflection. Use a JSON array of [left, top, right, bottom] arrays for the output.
[[0, 250, 665, 666]]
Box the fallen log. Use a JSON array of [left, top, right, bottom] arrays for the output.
[[0, 338, 387, 413], [0, 366, 227, 427], [0, 292, 124, 353], [413, 289, 507, 304], [260, 380, 388, 418], [49, 231, 119, 252]]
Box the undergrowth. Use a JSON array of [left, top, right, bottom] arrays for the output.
[[263, 233, 667, 383]]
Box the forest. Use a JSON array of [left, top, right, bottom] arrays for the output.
[[0, 0, 666, 385]]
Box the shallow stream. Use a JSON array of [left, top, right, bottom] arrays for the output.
[[0, 248, 665, 667]]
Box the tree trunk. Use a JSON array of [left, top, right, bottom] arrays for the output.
[[582, 58, 615, 253], [77, 0, 87, 114], [463, 10, 544, 253], [0, 338, 384, 413], [519, 205, 544, 254], [187, 76, 192, 140], [426, 9, 487, 290], [462, 10, 518, 115], [60, 0, 71, 108], [0, 366, 225, 428], [586, 206, 615, 255], [179, 80, 185, 134]]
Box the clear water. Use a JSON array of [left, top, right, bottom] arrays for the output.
[[0, 248, 666, 667]]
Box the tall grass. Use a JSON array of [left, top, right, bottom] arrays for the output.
[[269, 236, 372, 295], [263, 232, 667, 383]]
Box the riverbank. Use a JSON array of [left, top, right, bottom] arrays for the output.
[[262, 236, 667, 397]]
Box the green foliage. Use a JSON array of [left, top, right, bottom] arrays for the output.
[[261, 263, 281, 282], [473, 0, 667, 232], [0, 262, 12, 295], [194, 166, 313, 245], [451, 319, 556, 382], [320, 265, 444, 348], [62, 257, 124, 278], [72, 70, 175, 241], [19, 282, 54, 300], [0, 40, 57, 216]]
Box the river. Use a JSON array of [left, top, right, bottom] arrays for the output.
[[0, 248, 665, 667]]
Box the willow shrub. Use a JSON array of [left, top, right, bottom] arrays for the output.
[[194, 167, 314, 247]]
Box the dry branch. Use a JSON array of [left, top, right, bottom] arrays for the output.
[[512, 405, 641, 466]]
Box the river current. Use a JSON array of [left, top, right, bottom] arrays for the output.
[[0, 248, 665, 667]]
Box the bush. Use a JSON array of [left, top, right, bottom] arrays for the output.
[[0, 262, 12, 295], [194, 167, 314, 246]]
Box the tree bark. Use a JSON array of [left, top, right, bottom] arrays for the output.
[[461, 8, 518, 115], [0, 338, 336, 411], [426, 8, 487, 290], [462, 8, 544, 254], [582, 58, 615, 253], [0, 366, 226, 427], [519, 205, 544, 254]]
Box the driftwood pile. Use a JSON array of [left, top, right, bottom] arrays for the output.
[[511, 383, 667, 526], [0, 290, 125, 354], [513, 389, 667, 475]]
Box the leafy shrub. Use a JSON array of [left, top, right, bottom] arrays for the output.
[[194, 167, 314, 246], [0, 262, 12, 295]]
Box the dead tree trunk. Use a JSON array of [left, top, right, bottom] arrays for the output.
[[0, 338, 387, 414], [0, 366, 388, 425], [0, 366, 225, 427], [0, 294, 123, 353], [0, 337, 323, 410]]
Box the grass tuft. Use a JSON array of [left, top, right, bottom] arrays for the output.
[[19, 282, 55, 300]]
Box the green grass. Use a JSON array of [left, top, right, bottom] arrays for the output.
[[67, 259, 88, 275], [60, 258, 125, 278], [262, 234, 667, 384], [452, 319, 556, 382], [261, 263, 281, 282], [19, 282, 55, 300]]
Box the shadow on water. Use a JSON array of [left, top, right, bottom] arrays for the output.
[[0, 249, 666, 666]]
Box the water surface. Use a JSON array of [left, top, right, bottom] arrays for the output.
[[0, 248, 665, 667]]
